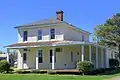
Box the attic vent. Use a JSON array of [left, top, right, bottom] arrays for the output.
[[55, 48, 62, 52]]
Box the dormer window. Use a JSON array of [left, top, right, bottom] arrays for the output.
[[38, 30, 42, 40], [82, 35, 84, 42], [23, 31, 28, 41], [50, 28, 55, 39]]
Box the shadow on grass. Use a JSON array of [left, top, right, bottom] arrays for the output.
[[101, 67, 120, 75], [86, 67, 120, 76]]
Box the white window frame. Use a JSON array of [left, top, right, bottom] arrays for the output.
[[82, 35, 84, 42], [37, 30, 42, 40], [50, 28, 55, 40], [71, 52, 73, 62], [38, 49, 43, 63], [23, 31, 28, 41]]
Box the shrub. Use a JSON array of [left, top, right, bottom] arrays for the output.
[[109, 59, 119, 68], [77, 61, 93, 75], [16, 70, 47, 74], [39, 70, 47, 74], [16, 70, 31, 74], [31, 70, 41, 73], [0, 60, 11, 73], [47, 70, 57, 74], [31, 70, 47, 74], [87, 68, 106, 75]]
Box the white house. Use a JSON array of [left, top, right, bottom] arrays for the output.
[[6, 11, 114, 70]]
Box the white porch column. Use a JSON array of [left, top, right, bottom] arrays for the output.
[[21, 52, 23, 69], [101, 47, 104, 68], [106, 48, 109, 68], [7, 48, 9, 63], [96, 46, 98, 69], [81, 45, 84, 61], [89, 45, 92, 62], [36, 48, 39, 69], [52, 48, 55, 69]]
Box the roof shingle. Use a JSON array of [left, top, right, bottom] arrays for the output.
[[6, 41, 58, 47], [15, 19, 62, 28]]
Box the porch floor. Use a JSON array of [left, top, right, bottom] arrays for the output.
[[19, 69, 80, 74]]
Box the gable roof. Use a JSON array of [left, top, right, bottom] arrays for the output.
[[6, 40, 107, 49], [15, 18, 91, 34], [15, 19, 62, 28]]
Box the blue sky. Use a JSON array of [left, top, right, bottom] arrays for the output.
[[0, 0, 120, 52]]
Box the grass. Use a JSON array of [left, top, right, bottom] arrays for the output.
[[1, 68, 120, 80], [0, 73, 120, 80]]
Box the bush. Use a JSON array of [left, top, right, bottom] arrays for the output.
[[47, 70, 57, 74], [31, 70, 41, 73], [87, 68, 106, 75], [77, 61, 93, 75], [39, 70, 47, 74], [109, 59, 119, 68], [0, 60, 11, 73], [16, 70, 47, 74], [16, 70, 31, 74]]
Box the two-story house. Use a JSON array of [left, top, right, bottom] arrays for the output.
[[6, 11, 113, 70]]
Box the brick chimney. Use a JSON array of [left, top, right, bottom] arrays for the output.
[[56, 10, 64, 21]]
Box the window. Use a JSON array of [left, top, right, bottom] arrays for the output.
[[50, 28, 55, 39], [71, 52, 73, 62], [23, 31, 28, 41], [23, 53, 27, 63], [82, 35, 84, 42], [55, 48, 62, 52], [50, 49, 52, 63], [38, 30, 42, 40], [38, 50, 43, 63], [77, 52, 79, 55], [49, 49, 56, 63]]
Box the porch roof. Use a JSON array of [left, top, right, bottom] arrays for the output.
[[5, 41, 105, 49]]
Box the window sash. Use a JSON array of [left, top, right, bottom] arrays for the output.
[[82, 35, 84, 41], [50, 34, 55, 39], [23, 31, 28, 41], [38, 50, 43, 63], [50, 57, 52, 63], [50, 28, 55, 39], [71, 52, 73, 62], [49, 49, 56, 63], [38, 30, 42, 40], [50, 29, 55, 33], [38, 57, 42, 63]]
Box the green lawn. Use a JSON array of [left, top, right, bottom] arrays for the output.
[[0, 74, 119, 80]]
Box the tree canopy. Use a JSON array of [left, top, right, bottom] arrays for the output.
[[93, 13, 120, 58]]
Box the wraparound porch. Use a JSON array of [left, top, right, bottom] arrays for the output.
[[6, 41, 109, 70]]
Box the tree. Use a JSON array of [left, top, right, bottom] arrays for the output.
[[0, 60, 11, 73], [0, 51, 4, 54], [9, 50, 18, 66], [109, 59, 119, 68], [93, 13, 120, 59]]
